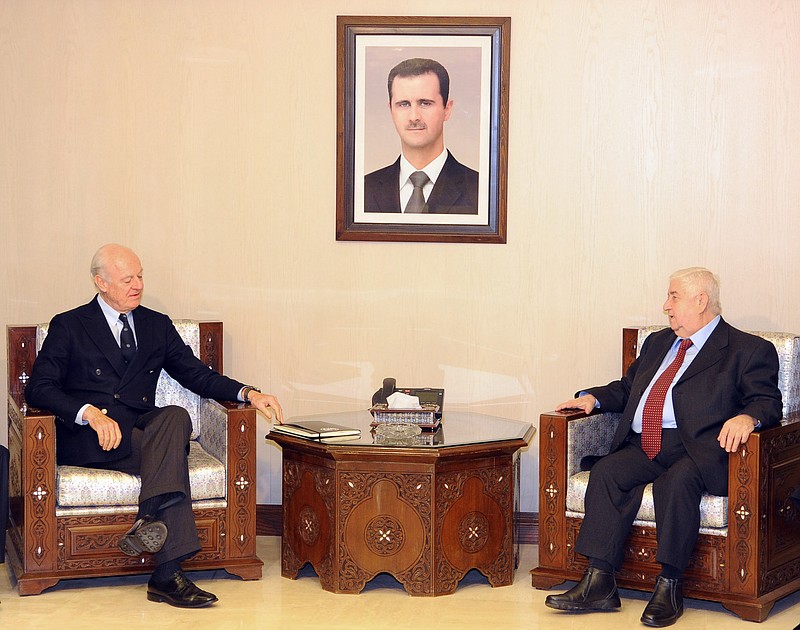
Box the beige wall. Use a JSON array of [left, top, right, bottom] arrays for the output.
[[2, 0, 799, 511]]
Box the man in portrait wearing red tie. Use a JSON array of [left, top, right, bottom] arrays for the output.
[[545, 267, 782, 627]]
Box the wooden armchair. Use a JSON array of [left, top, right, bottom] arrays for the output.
[[531, 327, 800, 622], [5, 321, 262, 595]]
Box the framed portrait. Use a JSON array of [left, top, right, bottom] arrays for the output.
[[336, 16, 510, 243]]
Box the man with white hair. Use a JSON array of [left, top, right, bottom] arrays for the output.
[[546, 267, 782, 627], [27, 244, 283, 608]]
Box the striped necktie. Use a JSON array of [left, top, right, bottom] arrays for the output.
[[404, 171, 429, 213]]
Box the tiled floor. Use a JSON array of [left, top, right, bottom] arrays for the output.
[[2, 537, 799, 629]]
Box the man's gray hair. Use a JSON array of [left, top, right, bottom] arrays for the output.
[[90, 243, 125, 282], [670, 267, 721, 314], [91, 247, 107, 280]]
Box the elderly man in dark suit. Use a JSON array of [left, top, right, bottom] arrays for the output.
[[545, 267, 782, 627], [26, 243, 283, 608], [364, 57, 479, 215]]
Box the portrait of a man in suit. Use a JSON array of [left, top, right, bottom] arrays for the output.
[[364, 58, 479, 215]]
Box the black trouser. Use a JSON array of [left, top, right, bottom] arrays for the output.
[[575, 429, 706, 572], [92, 406, 200, 565]]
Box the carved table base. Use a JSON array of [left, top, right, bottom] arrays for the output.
[[278, 441, 522, 596]]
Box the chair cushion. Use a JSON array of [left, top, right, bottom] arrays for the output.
[[56, 440, 226, 507], [566, 470, 728, 533], [567, 412, 621, 478]]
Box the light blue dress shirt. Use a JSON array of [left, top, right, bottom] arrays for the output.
[[631, 315, 721, 432]]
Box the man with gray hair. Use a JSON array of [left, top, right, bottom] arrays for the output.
[[27, 243, 283, 608], [546, 267, 782, 627]]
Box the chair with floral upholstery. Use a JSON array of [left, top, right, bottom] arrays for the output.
[[531, 326, 800, 622], [5, 320, 261, 595]]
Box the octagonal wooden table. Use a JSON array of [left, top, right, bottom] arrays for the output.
[[267, 410, 534, 596]]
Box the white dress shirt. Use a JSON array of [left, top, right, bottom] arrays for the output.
[[398, 148, 449, 212]]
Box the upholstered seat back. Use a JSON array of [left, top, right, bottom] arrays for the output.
[[36, 319, 205, 436], [35, 320, 227, 514], [636, 326, 800, 416]]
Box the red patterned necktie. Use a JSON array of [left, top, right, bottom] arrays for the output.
[[640, 338, 693, 460]]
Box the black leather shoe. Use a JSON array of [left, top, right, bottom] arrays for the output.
[[117, 517, 168, 556], [545, 567, 621, 611], [641, 576, 683, 627], [147, 570, 218, 608]]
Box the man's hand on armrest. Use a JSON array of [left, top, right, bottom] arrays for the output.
[[555, 394, 598, 415], [247, 391, 284, 424], [717, 413, 759, 453]]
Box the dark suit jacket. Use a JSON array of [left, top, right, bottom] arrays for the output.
[[364, 151, 479, 214], [26, 298, 245, 467], [583, 319, 782, 496]]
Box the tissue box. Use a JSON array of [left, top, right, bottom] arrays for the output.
[[369, 403, 440, 429]]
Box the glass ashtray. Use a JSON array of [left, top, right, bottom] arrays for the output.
[[374, 423, 422, 439]]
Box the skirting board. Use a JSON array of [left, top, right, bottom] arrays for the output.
[[256, 504, 538, 545]]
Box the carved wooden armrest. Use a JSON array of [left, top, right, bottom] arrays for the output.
[[537, 410, 591, 570], [213, 401, 259, 559], [7, 396, 58, 568], [725, 415, 800, 597]]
